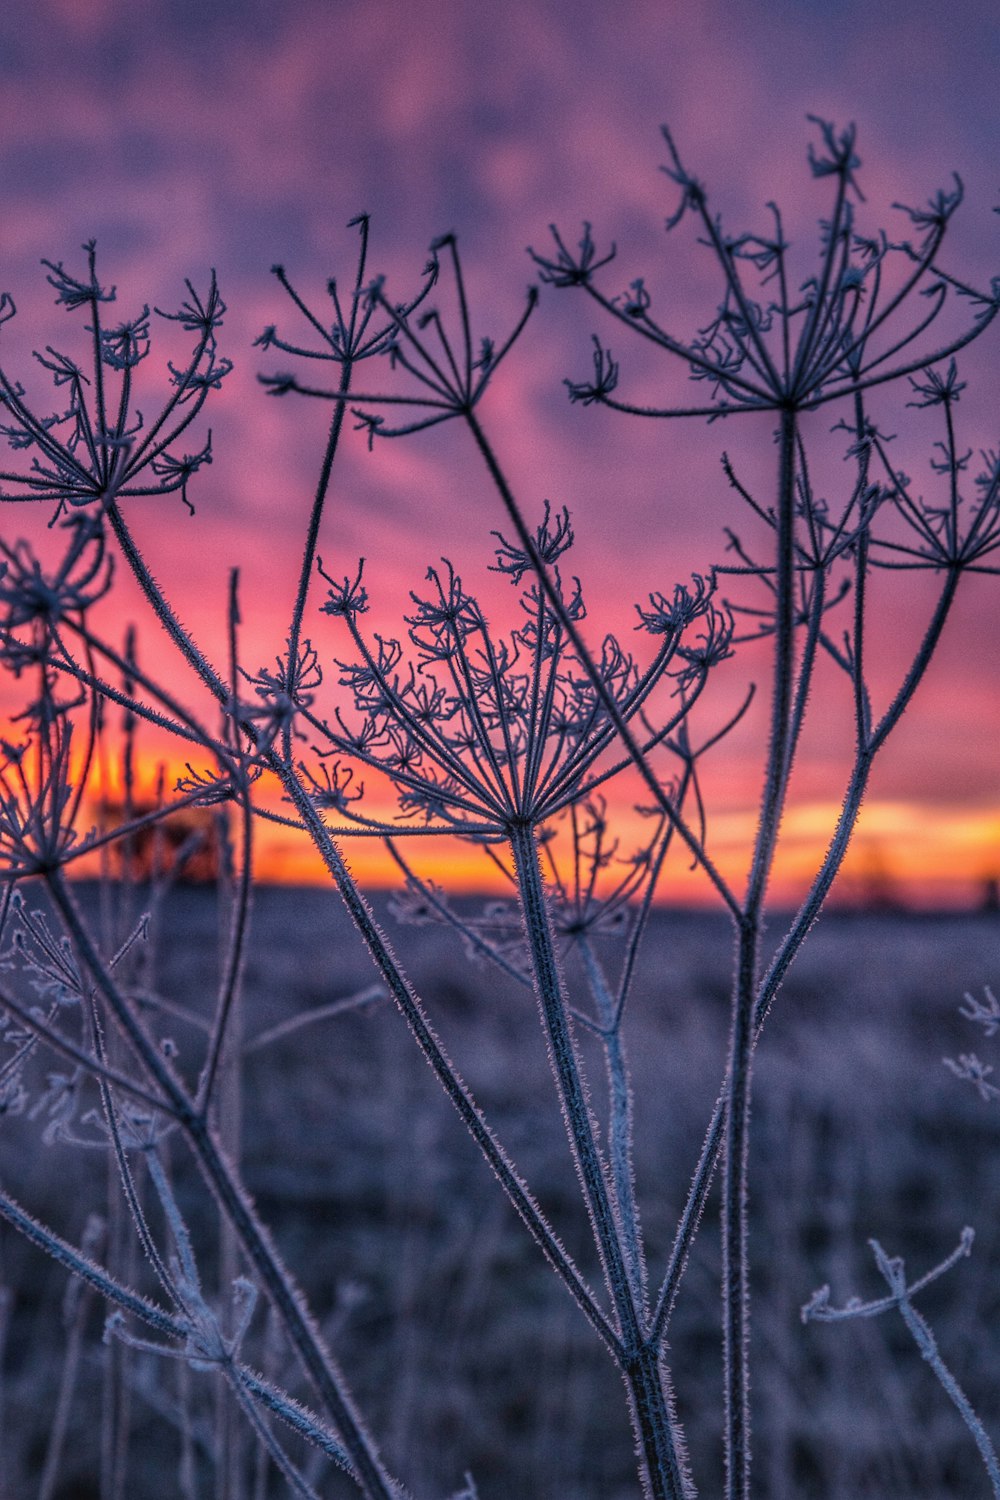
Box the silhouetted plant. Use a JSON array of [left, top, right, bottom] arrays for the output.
[[0, 119, 997, 1500]]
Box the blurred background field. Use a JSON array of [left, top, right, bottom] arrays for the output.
[[1, 884, 999, 1499]]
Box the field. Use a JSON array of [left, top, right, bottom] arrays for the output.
[[1, 884, 998, 1498]]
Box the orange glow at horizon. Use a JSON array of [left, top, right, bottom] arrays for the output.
[[73, 746, 1000, 909], [245, 798, 1000, 908], [0, 0, 997, 914]]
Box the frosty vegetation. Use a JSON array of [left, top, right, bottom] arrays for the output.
[[0, 119, 998, 1498]]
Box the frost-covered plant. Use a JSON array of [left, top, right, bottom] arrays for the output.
[[305, 520, 735, 1493], [945, 985, 1000, 1101], [314, 513, 729, 839], [0, 241, 224, 519], [0, 118, 997, 1499], [796, 980, 1000, 1492], [802, 1229, 1000, 1498]]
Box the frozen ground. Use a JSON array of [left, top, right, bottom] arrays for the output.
[[1, 884, 999, 1498]]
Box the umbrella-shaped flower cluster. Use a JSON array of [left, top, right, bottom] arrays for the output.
[[299, 505, 732, 840], [0, 241, 226, 519]]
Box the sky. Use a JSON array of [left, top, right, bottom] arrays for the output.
[[1, 0, 999, 904]]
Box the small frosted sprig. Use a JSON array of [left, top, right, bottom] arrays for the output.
[[27, 1066, 91, 1146], [944, 978, 1000, 1098], [635, 574, 716, 635], [240, 640, 322, 749], [907, 358, 966, 409], [298, 758, 364, 814], [868, 380, 1000, 575], [943, 1052, 1000, 1102], [0, 1179, 351, 1488], [543, 797, 665, 941], [528, 221, 617, 288], [672, 605, 735, 687], [258, 214, 436, 370], [659, 125, 708, 229], [806, 116, 863, 197], [803, 1229, 974, 1326], [565, 336, 619, 406], [405, 559, 482, 660], [0, 718, 82, 879], [155, 274, 227, 336], [148, 435, 213, 512], [894, 177, 965, 243], [105, 1271, 256, 1375], [2, 892, 82, 1008], [100, 307, 151, 370], [491, 501, 574, 584], [317, 558, 369, 618], [175, 762, 240, 807], [0, 515, 111, 633], [804, 1231, 1000, 1497], [42, 241, 115, 310], [959, 984, 1000, 1036]]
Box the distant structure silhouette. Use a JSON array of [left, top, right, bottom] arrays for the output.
[[97, 799, 225, 884]]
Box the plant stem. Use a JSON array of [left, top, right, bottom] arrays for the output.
[[286, 361, 353, 682], [276, 769, 619, 1353], [722, 406, 796, 1500], [508, 820, 692, 1500], [464, 409, 741, 920], [578, 933, 644, 1306], [48, 877, 400, 1500], [650, 563, 962, 1357]]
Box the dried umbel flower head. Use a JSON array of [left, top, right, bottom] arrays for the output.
[[532, 117, 1000, 420], [0, 242, 224, 519], [0, 514, 111, 634], [309, 510, 729, 839], [260, 231, 537, 442], [0, 715, 82, 879]]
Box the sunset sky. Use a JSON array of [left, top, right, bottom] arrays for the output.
[[1, 0, 998, 904]]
